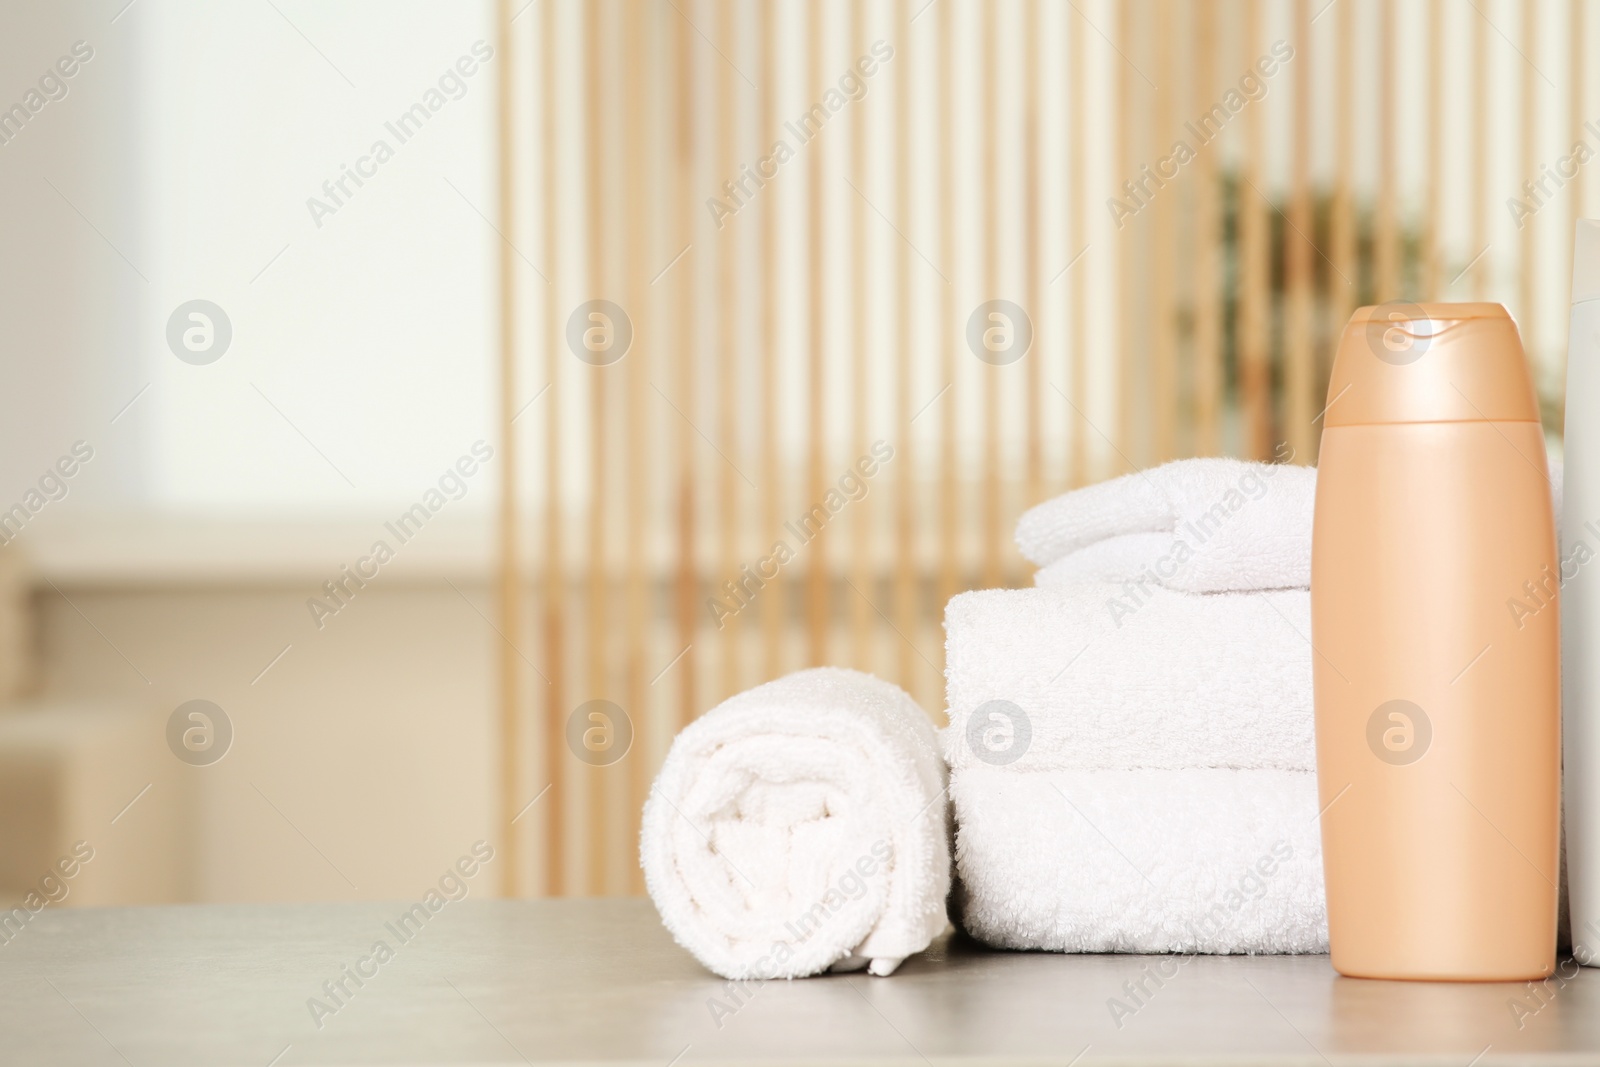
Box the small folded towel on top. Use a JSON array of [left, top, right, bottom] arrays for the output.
[[943, 585, 1315, 774], [1017, 457, 1316, 594], [642, 668, 950, 980]]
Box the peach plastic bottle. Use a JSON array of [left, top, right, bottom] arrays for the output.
[[1311, 303, 1559, 981]]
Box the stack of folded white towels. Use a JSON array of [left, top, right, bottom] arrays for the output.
[[642, 457, 1330, 980], [944, 458, 1329, 954]]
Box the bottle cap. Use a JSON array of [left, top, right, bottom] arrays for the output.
[[1574, 219, 1600, 305], [1324, 303, 1539, 426]]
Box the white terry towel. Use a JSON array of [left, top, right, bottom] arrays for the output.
[[950, 765, 1327, 954], [943, 586, 1314, 774], [1018, 458, 1316, 594], [641, 668, 951, 980]]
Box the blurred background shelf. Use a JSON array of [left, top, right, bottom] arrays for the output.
[[0, 700, 185, 908]]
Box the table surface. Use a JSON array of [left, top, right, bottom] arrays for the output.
[[2, 898, 1597, 1066]]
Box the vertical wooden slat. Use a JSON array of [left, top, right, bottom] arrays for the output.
[[1330, 0, 1356, 335], [936, 0, 959, 621], [980, 3, 1002, 589], [1239, 0, 1271, 459], [759, 1, 782, 683], [583, 0, 609, 896], [893, 0, 917, 694], [621, 0, 651, 899], [1470, 7, 1488, 298], [673, 0, 699, 736], [1520, 0, 1538, 351], [1023, 0, 1042, 505], [1285, 0, 1314, 457], [1068, 3, 1089, 485], [540, 0, 566, 899], [1114, 0, 1133, 470], [718, 0, 742, 700], [1375, 0, 1398, 302], [850, 0, 873, 672], [494, 0, 523, 899], [1425, 0, 1443, 299], [1150, 13, 1175, 463], [805, 0, 828, 666], [1192, 1, 1220, 457]]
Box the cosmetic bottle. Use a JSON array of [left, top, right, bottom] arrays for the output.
[[1312, 303, 1559, 980], [1565, 220, 1600, 965]]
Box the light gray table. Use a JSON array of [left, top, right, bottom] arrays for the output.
[[1, 898, 1595, 1065]]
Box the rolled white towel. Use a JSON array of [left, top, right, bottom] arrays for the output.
[[950, 765, 1327, 954], [641, 668, 951, 980], [1017, 457, 1315, 594], [943, 585, 1314, 773]]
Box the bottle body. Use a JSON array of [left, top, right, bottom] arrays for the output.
[[1312, 305, 1558, 981]]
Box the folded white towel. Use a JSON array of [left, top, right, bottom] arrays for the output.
[[943, 586, 1314, 773], [1031, 531, 1175, 588], [1018, 458, 1316, 594], [950, 765, 1327, 954], [641, 668, 951, 980]]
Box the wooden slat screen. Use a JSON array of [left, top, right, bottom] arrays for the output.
[[496, 0, 1591, 895]]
